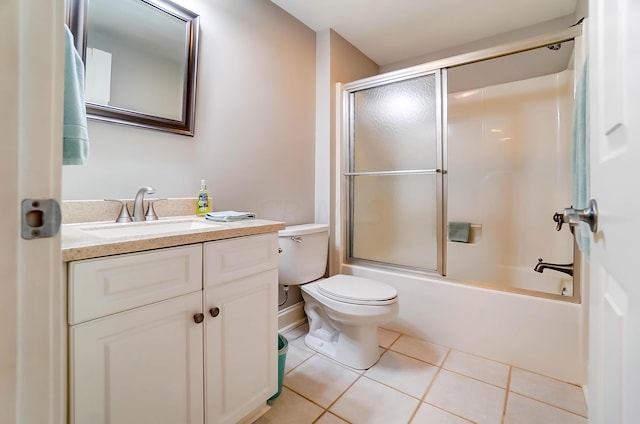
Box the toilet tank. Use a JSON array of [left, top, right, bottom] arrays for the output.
[[278, 224, 329, 285]]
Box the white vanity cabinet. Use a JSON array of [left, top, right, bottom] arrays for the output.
[[68, 244, 204, 424], [67, 233, 280, 424], [204, 234, 280, 424]]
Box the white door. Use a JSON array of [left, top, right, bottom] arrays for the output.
[[0, 0, 65, 423], [588, 1, 640, 423], [70, 292, 205, 424]]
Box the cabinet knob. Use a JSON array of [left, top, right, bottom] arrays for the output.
[[209, 307, 220, 318], [193, 313, 205, 324]]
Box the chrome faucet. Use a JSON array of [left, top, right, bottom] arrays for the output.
[[534, 258, 574, 277], [132, 186, 155, 222]]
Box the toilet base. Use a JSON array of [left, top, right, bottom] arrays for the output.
[[305, 324, 380, 370], [303, 303, 381, 370]]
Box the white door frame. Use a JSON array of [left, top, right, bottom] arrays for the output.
[[0, 0, 66, 423]]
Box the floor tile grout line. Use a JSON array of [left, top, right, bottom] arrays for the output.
[[413, 348, 480, 424], [278, 384, 340, 419], [282, 350, 316, 377], [511, 365, 586, 389], [387, 346, 447, 368], [426, 347, 452, 401], [420, 401, 476, 424], [501, 366, 513, 424], [405, 347, 452, 424], [316, 369, 363, 423], [313, 410, 353, 424], [446, 346, 518, 369], [281, 324, 362, 423], [440, 366, 510, 390], [292, 339, 419, 423], [429, 364, 509, 423], [283, 329, 364, 422], [326, 339, 421, 423], [357, 373, 428, 404], [387, 344, 510, 391], [388, 331, 571, 382], [504, 365, 589, 420], [507, 390, 589, 418]]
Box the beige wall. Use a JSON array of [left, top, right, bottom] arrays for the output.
[[62, 0, 316, 225], [278, 29, 378, 309], [317, 30, 379, 276]]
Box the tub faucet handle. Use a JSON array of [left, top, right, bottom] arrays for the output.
[[552, 212, 564, 231]]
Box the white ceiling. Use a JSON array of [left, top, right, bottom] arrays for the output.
[[270, 0, 578, 66]]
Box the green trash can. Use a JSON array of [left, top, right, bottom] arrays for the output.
[[269, 333, 288, 400]]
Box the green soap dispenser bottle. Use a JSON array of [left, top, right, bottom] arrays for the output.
[[196, 179, 211, 216]]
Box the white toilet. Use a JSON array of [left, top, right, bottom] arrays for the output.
[[278, 224, 399, 369]]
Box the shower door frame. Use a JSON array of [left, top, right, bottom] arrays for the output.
[[343, 69, 447, 274], [338, 25, 583, 298]]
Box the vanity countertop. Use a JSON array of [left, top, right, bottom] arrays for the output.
[[61, 216, 285, 262]]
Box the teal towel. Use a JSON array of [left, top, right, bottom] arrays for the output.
[[206, 211, 256, 222], [63, 25, 89, 165], [448, 222, 470, 243], [572, 59, 589, 256]]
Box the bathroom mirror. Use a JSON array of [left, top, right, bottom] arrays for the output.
[[68, 0, 199, 135]]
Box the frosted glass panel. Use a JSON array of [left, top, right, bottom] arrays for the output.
[[353, 75, 438, 172], [352, 175, 438, 270]]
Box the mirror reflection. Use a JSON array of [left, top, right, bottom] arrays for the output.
[[69, 0, 199, 135]]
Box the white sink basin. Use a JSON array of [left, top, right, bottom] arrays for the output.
[[79, 219, 222, 239]]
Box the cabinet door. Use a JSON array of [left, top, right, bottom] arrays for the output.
[[70, 292, 204, 424], [205, 269, 278, 424]]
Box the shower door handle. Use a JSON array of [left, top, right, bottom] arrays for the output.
[[554, 199, 598, 233]]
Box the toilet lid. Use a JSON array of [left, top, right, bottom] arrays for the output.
[[317, 275, 398, 305]]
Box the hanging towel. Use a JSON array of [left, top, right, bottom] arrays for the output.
[[448, 222, 470, 243], [63, 25, 89, 165], [206, 211, 256, 222], [572, 58, 589, 256]]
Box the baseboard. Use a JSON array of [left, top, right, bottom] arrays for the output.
[[278, 301, 307, 333]]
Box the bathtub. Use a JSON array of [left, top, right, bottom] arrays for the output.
[[448, 264, 575, 298], [500, 265, 574, 296], [342, 263, 587, 385]]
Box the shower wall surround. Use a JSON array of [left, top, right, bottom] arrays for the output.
[[447, 70, 574, 296]]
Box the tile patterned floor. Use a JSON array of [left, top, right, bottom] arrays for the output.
[[254, 324, 588, 424]]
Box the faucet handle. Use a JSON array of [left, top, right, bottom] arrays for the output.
[[105, 199, 132, 223], [552, 212, 564, 231], [144, 199, 166, 221]]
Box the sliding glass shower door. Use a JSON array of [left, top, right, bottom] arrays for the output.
[[345, 71, 443, 272]]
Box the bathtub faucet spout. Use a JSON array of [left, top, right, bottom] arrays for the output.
[[534, 258, 573, 277]]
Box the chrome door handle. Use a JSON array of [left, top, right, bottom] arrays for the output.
[[554, 199, 598, 233]]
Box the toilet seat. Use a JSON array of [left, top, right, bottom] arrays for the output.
[[316, 275, 398, 305]]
